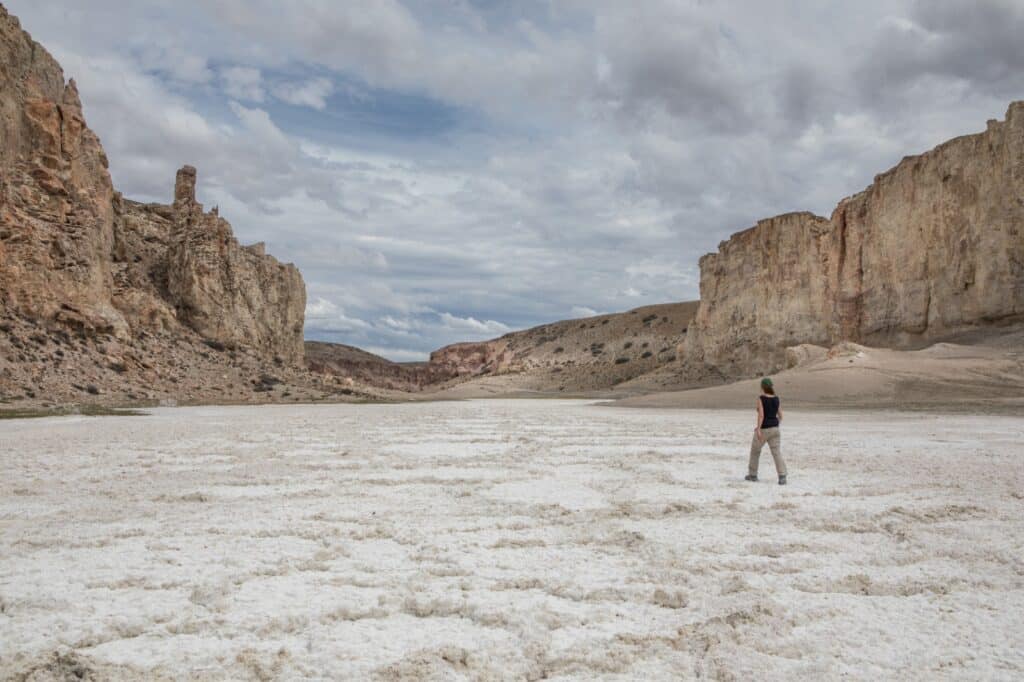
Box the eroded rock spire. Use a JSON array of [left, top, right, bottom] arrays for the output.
[[174, 165, 197, 210]]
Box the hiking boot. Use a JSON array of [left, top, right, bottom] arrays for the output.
[[744, 474, 758, 482], [778, 475, 787, 486]]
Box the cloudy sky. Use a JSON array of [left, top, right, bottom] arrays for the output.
[[9, 1, 1023, 359]]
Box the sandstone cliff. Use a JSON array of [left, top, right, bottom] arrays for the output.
[[0, 5, 121, 338], [686, 102, 1024, 378], [163, 167, 305, 364], [0, 4, 305, 372]]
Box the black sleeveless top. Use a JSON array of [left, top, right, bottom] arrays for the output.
[[760, 395, 780, 428]]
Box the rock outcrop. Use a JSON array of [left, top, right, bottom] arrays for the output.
[[0, 4, 306, 372], [686, 102, 1024, 378], [429, 340, 514, 377], [163, 166, 305, 364], [0, 4, 122, 339]]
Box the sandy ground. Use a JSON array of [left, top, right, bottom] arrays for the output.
[[423, 330, 1024, 410], [1, 400, 1022, 680], [611, 339, 1024, 411]]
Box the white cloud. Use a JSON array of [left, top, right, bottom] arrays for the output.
[[136, 43, 214, 86], [361, 346, 429, 362], [438, 313, 511, 336], [227, 102, 292, 149], [380, 316, 414, 331], [221, 66, 265, 102], [305, 297, 339, 318], [304, 298, 373, 333], [272, 77, 334, 110], [570, 306, 600, 318]]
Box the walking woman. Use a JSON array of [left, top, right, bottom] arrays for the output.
[[746, 377, 787, 485]]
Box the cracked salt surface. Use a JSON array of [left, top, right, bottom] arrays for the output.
[[1, 399, 1022, 680]]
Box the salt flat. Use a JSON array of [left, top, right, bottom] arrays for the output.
[[1, 400, 1022, 680]]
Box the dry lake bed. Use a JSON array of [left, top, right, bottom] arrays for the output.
[[1, 400, 1022, 680]]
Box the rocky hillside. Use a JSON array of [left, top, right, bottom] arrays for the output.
[[432, 302, 695, 375], [307, 302, 698, 394], [0, 4, 324, 407], [431, 301, 699, 393], [685, 102, 1024, 378], [305, 341, 453, 392]]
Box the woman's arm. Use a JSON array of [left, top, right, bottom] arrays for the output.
[[756, 399, 764, 440], [778, 402, 783, 422]]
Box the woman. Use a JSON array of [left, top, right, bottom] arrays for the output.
[[745, 377, 787, 485]]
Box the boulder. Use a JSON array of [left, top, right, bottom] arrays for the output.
[[785, 344, 828, 369]]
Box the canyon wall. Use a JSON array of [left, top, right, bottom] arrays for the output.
[[686, 102, 1024, 377], [0, 4, 306, 365], [0, 5, 121, 337]]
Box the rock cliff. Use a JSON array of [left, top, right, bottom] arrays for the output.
[[0, 4, 121, 338], [686, 102, 1024, 378], [0, 4, 306, 371], [163, 167, 305, 364]]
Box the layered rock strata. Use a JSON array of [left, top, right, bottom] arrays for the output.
[[686, 102, 1024, 377]]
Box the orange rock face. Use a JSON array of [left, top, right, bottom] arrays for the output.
[[429, 340, 514, 377]]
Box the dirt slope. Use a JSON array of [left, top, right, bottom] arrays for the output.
[[611, 325, 1024, 413]]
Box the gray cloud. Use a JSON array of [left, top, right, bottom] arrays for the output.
[[859, 0, 1024, 101], [590, 3, 753, 134], [6, 0, 1021, 359]]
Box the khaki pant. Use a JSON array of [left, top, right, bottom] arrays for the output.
[[749, 427, 786, 477]]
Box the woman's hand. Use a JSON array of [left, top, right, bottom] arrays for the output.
[[755, 427, 763, 442]]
